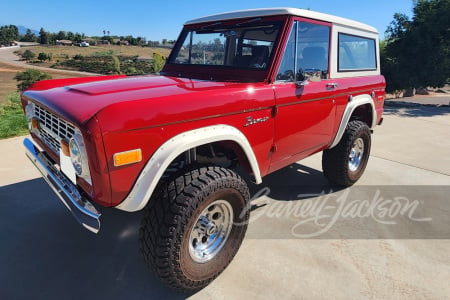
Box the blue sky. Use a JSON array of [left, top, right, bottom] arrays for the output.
[[1, 0, 414, 41]]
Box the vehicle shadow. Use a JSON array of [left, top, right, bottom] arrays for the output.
[[384, 102, 450, 118], [249, 162, 340, 202], [0, 179, 190, 300], [0, 163, 336, 299]]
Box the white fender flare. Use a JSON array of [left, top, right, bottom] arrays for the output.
[[330, 94, 377, 148], [116, 124, 262, 212]]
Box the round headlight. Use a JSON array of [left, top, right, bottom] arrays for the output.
[[25, 102, 35, 121], [69, 138, 83, 175]]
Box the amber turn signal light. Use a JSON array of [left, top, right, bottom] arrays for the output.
[[60, 139, 70, 156], [31, 117, 40, 130], [113, 149, 142, 167]]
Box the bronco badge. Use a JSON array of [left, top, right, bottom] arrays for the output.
[[244, 116, 270, 127]]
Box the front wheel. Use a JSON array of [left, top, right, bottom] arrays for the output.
[[139, 166, 250, 292], [322, 120, 371, 187]]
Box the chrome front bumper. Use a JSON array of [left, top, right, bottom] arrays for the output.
[[24, 138, 101, 233]]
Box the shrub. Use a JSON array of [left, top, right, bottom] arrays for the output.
[[14, 69, 52, 91], [22, 49, 36, 62], [38, 52, 48, 62], [152, 52, 166, 73]]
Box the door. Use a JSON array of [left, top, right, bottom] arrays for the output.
[[270, 19, 338, 172]]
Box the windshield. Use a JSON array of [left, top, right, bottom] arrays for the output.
[[168, 21, 282, 70]]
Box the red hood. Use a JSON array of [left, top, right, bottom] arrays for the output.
[[23, 75, 220, 124]]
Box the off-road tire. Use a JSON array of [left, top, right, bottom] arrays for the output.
[[322, 120, 371, 187], [139, 165, 250, 292]]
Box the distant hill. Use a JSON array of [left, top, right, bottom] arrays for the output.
[[17, 25, 39, 36], [0, 24, 39, 36]]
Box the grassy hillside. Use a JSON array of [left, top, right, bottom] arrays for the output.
[[15, 44, 171, 64], [1, 44, 171, 105], [0, 44, 172, 138], [0, 61, 83, 105]]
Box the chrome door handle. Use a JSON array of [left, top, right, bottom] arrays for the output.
[[326, 83, 339, 88]]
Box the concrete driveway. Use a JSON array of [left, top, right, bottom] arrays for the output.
[[1, 103, 449, 299]]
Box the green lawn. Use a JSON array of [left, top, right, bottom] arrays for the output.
[[0, 93, 28, 139]]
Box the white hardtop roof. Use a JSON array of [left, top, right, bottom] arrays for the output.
[[185, 7, 378, 34]]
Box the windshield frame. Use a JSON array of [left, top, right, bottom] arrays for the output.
[[162, 16, 287, 82]]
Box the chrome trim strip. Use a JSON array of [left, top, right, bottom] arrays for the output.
[[23, 138, 101, 233], [114, 105, 273, 134]]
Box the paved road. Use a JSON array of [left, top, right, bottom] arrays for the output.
[[1, 104, 449, 299]]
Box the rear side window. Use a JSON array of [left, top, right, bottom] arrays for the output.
[[338, 33, 376, 71]]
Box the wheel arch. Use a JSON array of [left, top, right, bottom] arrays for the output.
[[330, 94, 377, 148], [116, 124, 262, 212]]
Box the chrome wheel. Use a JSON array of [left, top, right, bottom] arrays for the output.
[[189, 200, 233, 263], [349, 137, 364, 172]]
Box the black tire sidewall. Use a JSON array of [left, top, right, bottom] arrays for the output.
[[139, 166, 250, 291], [180, 187, 249, 282], [322, 120, 371, 187], [346, 124, 371, 183]]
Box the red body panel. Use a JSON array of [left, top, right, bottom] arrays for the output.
[[269, 75, 385, 172], [95, 81, 275, 205], [27, 75, 126, 91]]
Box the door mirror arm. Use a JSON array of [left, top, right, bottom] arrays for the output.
[[295, 69, 322, 87]]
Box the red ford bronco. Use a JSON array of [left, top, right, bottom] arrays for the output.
[[22, 8, 385, 291]]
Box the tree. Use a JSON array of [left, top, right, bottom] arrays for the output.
[[148, 40, 160, 47], [22, 49, 36, 62], [137, 36, 146, 46], [67, 31, 74, 41], [39, 27, 49, 44], [14, 69, 52, 91], [21, 29, 36, 42], [56, 30, 67, 40], [38, 52, 48, 62], [47, 32, 56, 45], [0, 25, 19, 45], [410, 0, 450, 88], [74, 33, 83, 43], [383, 0, 450, 93], [130, 37, 138, 45], [385, 13, 411, 41]]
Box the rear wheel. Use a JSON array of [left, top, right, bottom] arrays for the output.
[[139, 165, 250, 292], [322, 120, 371, 187]]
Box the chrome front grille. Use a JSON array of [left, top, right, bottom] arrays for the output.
[[34, 104, 76, 153]]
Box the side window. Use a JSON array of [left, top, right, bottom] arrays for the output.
[[276, 21, 330, 82], [338, 33, 376, 71], [296, 22, 330, 79], [276, 23, 296, 81]]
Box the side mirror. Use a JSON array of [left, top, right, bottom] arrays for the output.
[[295, 69, 322, 87]]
